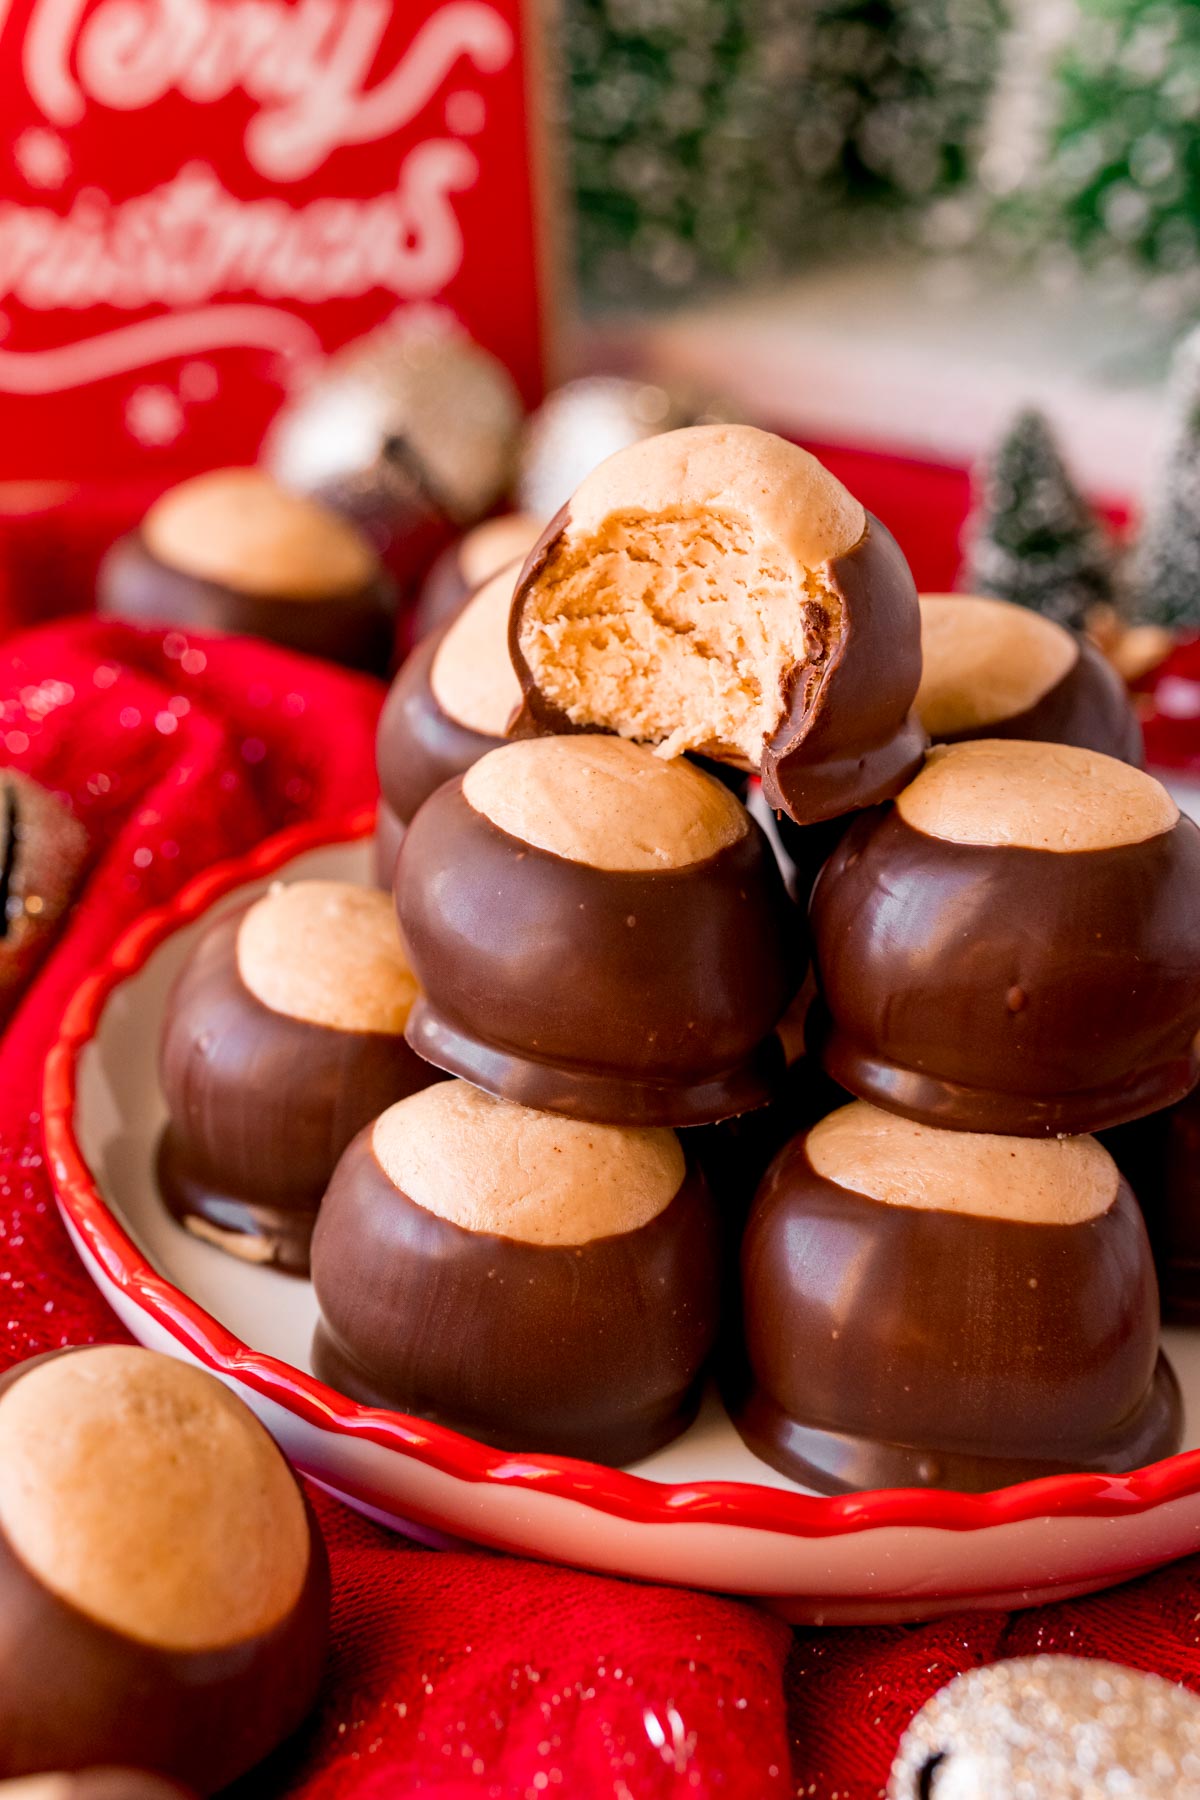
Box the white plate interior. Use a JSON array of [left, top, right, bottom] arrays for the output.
[[72, 812, 1200, 1500]]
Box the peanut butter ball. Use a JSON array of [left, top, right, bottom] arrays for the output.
[[0, 1347, 328, 1792], [396, 735, 802, 1126], [312, 1080, 721, 1462], [0, 1776, 195, 1800], [811, 740, 1200, 1135], [98, 469, 396, 672], [917, 593, 1142, 763], [158, 879, 440, 1272], [735, 1102, 1180, 1493]]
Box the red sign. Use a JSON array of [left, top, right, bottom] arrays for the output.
[[0, 0, 552, 485]]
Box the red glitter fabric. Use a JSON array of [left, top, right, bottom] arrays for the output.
[[0, 615, 1197, 1800]]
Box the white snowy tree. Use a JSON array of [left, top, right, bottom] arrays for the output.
[[965, 408, 1117, 629], [1133, 326, 1200, 630]]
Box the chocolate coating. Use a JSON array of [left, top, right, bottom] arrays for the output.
[[395, 775, 802, 1126], [732, 1134, 1180, 1493], [158, 903, 438, 1272], [935, 630, 1144, 765], [373, 623, 506, 885], [810, 806, 1200, 1136], [0, 771, 89, 1028], [1105, 1095, 1200, 1321], [98, 533, 396, 675], [374, 795, 407, 890], [0, 1354, 328, 1794], [1152, 1095, 1200, 1321], [312, 1127, 720, 1462], [508, 509, 927, 827], [768, 811, 854, 907], [689, 1056, 848, 1225], [411, 536, 481, 640], [759, 516, 928, 824]]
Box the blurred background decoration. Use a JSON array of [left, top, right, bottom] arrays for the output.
[[996, 0, 1200, 314], [565, 0, 1008, 303], [562, 0, 1200, 317], [5, 0, 1200, 637], [556, 0, 1200, 524]]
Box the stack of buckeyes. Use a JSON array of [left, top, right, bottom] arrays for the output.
[[158, 423, 1200, 1493]]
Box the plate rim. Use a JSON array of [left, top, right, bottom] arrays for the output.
[[41, 804, 1200, 1543]]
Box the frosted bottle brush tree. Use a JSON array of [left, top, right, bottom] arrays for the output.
[[784, 0, 1008, 208], [1014, 0, 1200, 305], [965, 409, 1117, 630], [564, 0, 773, 299], [563, 0, 1007, 301], [1133, 326, 1200, 631]]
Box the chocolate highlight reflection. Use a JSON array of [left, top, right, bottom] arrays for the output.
[[157, 880, 439, 1273], [395, 736, 802, 1126], [732, 1103, 1181, 1494], [811, 740, 1200, 1136], [0, 1348, 328, 1793], [311, 1082, 721, 1463]]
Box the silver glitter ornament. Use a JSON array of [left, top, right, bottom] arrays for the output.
[[515, 375, 737, 521], [264, 323, 525, 545], [888, 1656, 1200, 1800]]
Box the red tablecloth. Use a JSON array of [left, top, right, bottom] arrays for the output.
[[0, 615, 1196, 1800]]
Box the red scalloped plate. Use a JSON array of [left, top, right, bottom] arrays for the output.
[[42, 807, 1200, 1623]]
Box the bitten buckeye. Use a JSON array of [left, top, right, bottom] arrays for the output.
[[396, 735, 801, 1125], [811, 740, 1200, 1135], [98, 469, 396, 672], [917, 593, 1143, 764], [312, 1080, 721, 1462], [508, 424, 926, 824], [0, 1347, 328, 1792], [734, 1102, 1180, 1494], [158, 880, 439, 1272], [374, 565, 522, 885]]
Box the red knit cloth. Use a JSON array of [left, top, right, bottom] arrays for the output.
[[0, 615, 1196, 1800]]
